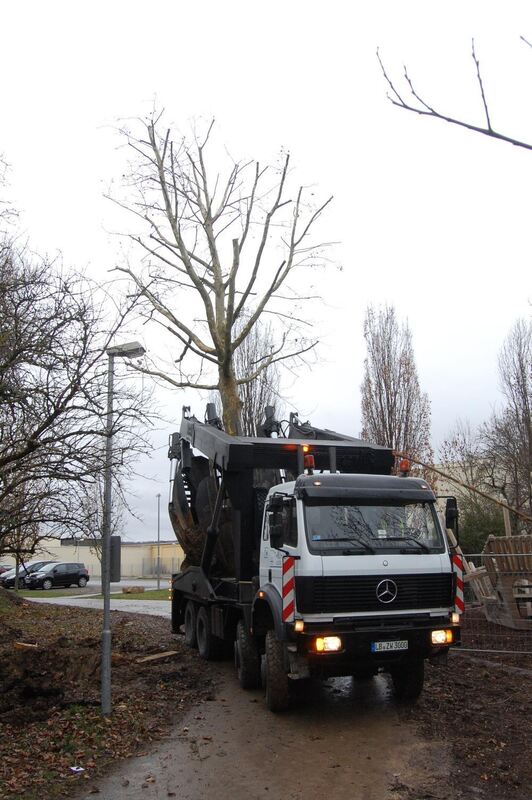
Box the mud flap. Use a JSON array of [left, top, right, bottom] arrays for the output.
[[287, 644, 310, 679]]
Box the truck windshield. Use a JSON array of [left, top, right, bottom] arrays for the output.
[[304, 501, 445, 554]]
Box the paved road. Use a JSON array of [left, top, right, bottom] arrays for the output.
[[29, 595, 171, 617]]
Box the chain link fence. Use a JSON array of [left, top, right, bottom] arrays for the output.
[[459, 551, 532, 655]]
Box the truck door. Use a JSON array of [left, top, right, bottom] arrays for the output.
[[259, 497, 298, 598]]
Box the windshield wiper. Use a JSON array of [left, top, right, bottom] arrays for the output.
[[312, 536, 375, 554], [384, 536, 430, 552]]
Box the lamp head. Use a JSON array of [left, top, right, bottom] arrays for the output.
[[106, 341, 146, 359]]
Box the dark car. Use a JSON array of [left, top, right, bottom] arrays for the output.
[[0, 564, 13, 575], [0, 561, 58, 588], [25, 562, 89, 590]]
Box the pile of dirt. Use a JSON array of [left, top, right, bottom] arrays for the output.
[[405, 652, 532, 800], [0, 603, 215, 800], [0, 587, 23, 607], [0, 638, 100, 719]]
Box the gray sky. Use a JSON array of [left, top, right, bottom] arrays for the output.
[[2, 1, 530, 540]]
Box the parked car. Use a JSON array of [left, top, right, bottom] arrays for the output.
[[0, 561, 58, 588], [0, 564, 13, 575], [25, 562, 89, 590]]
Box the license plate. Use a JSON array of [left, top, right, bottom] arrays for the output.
[[371, 640, 409, 653]]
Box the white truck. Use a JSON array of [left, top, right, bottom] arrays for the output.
[[169, 407, 461, 711]]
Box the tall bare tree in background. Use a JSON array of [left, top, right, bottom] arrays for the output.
[[440, 320, 531, 544], [231, 315, 282, 436], [114, 117, 331, 434], [440, 420, 504, 552], [360, 305, 433, 467], [482, 319, 531, 533]]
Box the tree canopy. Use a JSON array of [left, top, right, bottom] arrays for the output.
[[113, 117, 332, 433]]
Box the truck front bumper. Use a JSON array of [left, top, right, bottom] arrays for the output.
[[290, 617, 461, 678]]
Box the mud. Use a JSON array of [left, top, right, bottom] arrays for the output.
[[79, 665, 452, 800]]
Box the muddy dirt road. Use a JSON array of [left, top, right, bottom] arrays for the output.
[[79, 665, 451, 800]]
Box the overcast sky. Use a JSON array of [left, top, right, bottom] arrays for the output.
[[2, 1, 531, 541]]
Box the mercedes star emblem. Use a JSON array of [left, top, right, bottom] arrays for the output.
[[376, 578, 398, 604]]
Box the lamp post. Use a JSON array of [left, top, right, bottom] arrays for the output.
[[156, 492, 161, 590], [101, 340, 145, 717]]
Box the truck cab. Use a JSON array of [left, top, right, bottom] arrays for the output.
[[250, 472, 459, 708]]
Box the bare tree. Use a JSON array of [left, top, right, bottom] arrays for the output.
[[360, 305, 433, 468], [440, 420, 504, 551], [481, 319, 532, 533], [113, 117, 331, 434], [439, 320, 531, 542], [0, 240, 151, 560], [73, 480, 125, 562], [378, 38, 532, 153]]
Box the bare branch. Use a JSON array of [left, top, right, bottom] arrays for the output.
[[378, 47, 532, 152], [471, 39, 492, 131]]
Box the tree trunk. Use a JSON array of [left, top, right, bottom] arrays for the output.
[[14, 552, 20, 593], [218, 366, 242, 435]]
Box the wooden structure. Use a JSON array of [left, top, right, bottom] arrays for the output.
[[459, 534, 532, 631]]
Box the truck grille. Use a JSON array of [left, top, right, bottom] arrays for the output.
[[295, 573, 452, 614]]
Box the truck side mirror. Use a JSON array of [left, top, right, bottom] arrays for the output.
[[269, 521, 284, 550], [268, 496, 283, 512], [445, 498, 459, 537]]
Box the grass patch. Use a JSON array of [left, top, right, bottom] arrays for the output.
[[15, 589, 93, 598]]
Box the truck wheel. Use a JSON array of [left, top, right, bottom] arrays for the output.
[[235, 620, 261, 689], [391, 658, 425, 702], [196, 606, 224, 661], [264, 630, 290, 712], [184, 601, 197, 648]]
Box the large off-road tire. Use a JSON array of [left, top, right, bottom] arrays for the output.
[[184, 601, 198, 649], [196, 606, 225, 661], [235, 620, 261, 689], [391, 658, 425, 702], [264, 630, 290, 712]]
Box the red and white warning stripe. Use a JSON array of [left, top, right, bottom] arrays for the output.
[[282, 556, 295, 622], [452, 553, 465, 615]]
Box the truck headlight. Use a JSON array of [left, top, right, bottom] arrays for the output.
[[451, 612, 460, 625], [431, 629, 453, 645], [315, 636, 342, 652]]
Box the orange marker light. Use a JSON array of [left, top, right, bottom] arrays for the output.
[[303, 444, 310, 453], [304, 454, 315, 471], [399, 458, 410, 475]]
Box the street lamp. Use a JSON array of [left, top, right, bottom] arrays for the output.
[[101, 340, 145, 717], [156, 493, 161, 590]]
